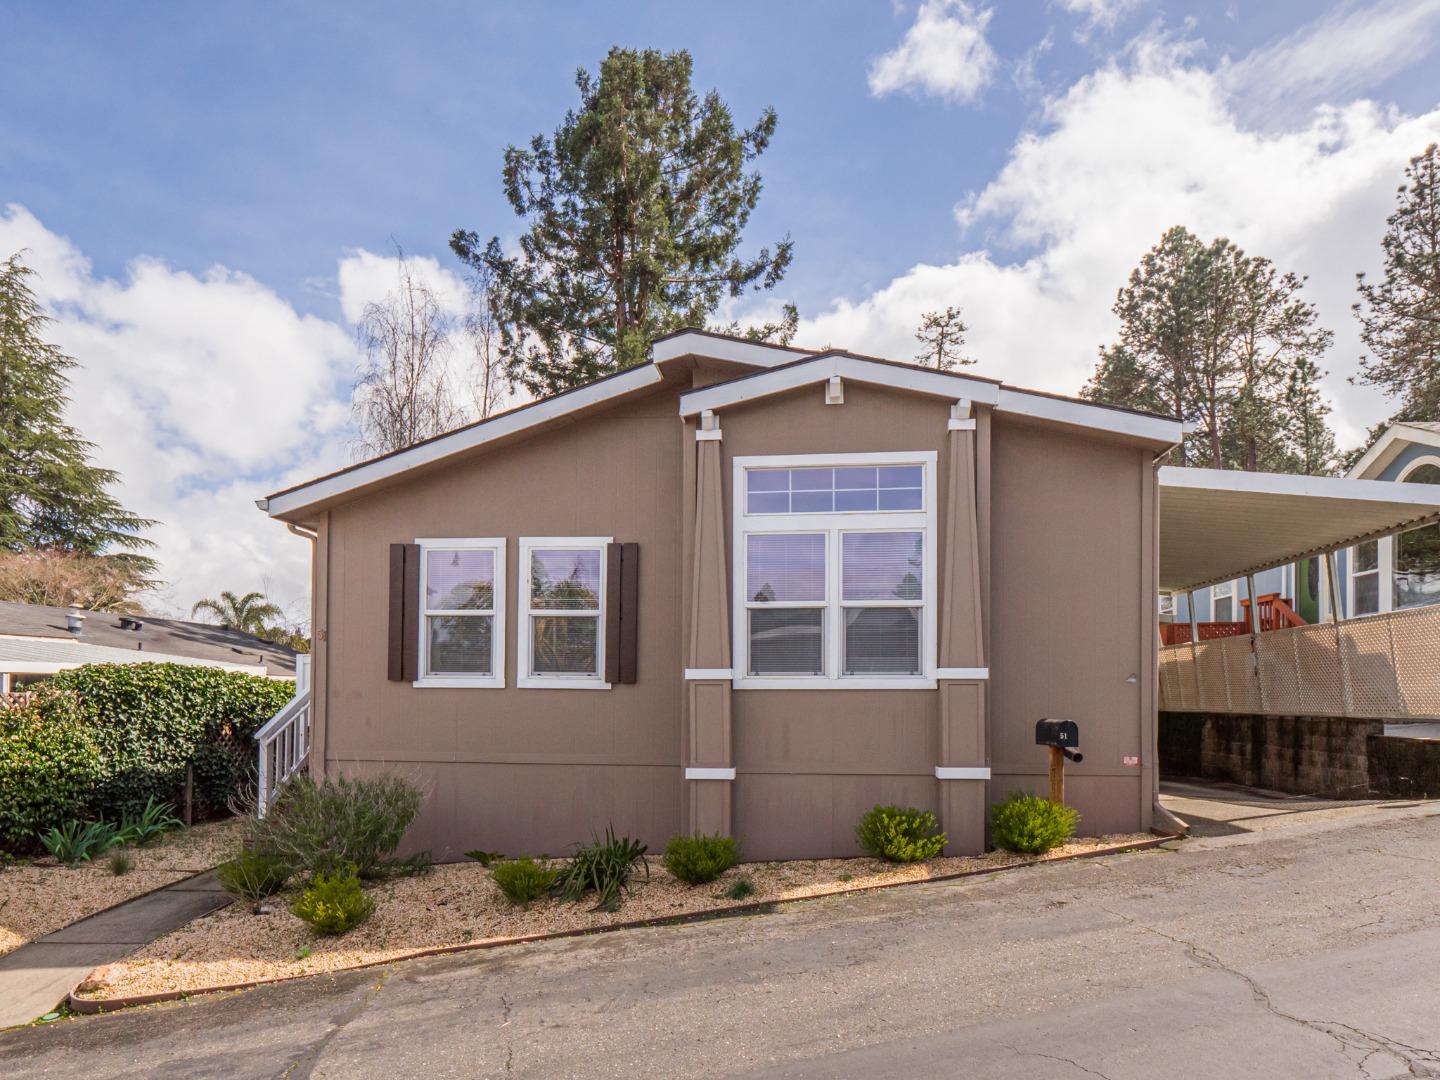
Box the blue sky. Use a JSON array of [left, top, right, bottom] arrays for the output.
[[3, 0, 1440, 615]]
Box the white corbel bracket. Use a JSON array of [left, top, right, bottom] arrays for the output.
[[825, 376, 844, 405], [696, 409, 723, 441], [948, 399, 976, 431]]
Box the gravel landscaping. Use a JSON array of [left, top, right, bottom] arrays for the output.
[[0, 819, 243, 956], [77, 832, 1154, 1002]]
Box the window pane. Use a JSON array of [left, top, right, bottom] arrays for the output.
[[747, 491, 790, 514], [791, 490, 834, 513], [1214, 596, 1233, 622], [843, 532, 923, 600], [747, 533, 825, 602], [1394, 524, 1440, 610], [748, 470, 789, 492], [1405, 464, 1440, 485], [879, 466, 923, 488], [1354, 572, 1379, 615], [878, 487, 923, 511], [531, 615, 598, 675], [531, 548, 601, 610], [748, 609, 823, 675], [790, 468, 833, 491], [835, 488, 878, 512], [426, 549, 494, 610], [835, 467, 877, 489], [427, 615, 492, 675], [1355, 540, 1379, 573], [844, 608, 920, 675]]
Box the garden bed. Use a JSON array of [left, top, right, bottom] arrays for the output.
[[0, 818, 242, 956], [75, 831, 1159, 1003]]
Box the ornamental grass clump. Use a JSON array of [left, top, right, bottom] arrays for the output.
[[246, 773, 424, 880], [989, 792, 1079, 854], [38, 819, 122, 866], [662, 833, 740, 885], [217, 848, 292, 909], [855, 805, 947, 863], [490, 857, 559, 906], [290, 866, 374, 935], [551, 825, 648, 912]]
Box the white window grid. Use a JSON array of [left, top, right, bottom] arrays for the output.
[[414, 537, 506, 689]]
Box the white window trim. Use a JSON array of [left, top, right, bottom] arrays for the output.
[[1357, 454, 1440, 616], [518, 536, 612, 690], [1211, 579, 1236, 623], [414, 537, 506, 689], [731, 451, 938, 690]]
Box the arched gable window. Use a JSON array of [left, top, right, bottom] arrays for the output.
[[1394, 462, 1440, 610]]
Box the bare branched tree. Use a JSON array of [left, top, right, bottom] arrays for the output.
[[351, 254, 464, 457], [463, 262, 510, 420]]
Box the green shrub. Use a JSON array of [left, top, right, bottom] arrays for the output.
[[247, 773, 424, 879], [289, 866, 375, 935], [662, 833, 740, 885], [49, 663, 292, 821], [989, 792, 1080, 854], [39, 819, 121, 865], [108, 848, 134, 876], [0, 689, 102, 853], [490, 857, 559, 905], [551, 826, 649, 912], [464, 849, 504, 867], [118, 797, 184, 846], [725, 877, 756, 901], [217, 848, 292, 907], [855, 805, 947, 863]]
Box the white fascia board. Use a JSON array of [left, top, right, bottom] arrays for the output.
[[652, 330, 812, 368], [678, 355, 1001, 417], [995, 387, 1184, 445], [1347, 424, 1440, 479], [266, 365, 664, 517], [1159, 466, 1440, 508]]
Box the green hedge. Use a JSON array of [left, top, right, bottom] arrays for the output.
[[0, 688, 103, 851], [46, 663, 293, 821]]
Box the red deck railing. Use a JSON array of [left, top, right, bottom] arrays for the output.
[[1160, 593, 1306, 645]]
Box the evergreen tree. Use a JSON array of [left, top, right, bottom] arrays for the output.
[[1082, 226, 1334, 471], [914, 306, 973, 370], [1353, 143, 1440, 424], [451, 48, 793, 396], [0, 253, 155, 572], [1281, 358, 1338, 475]]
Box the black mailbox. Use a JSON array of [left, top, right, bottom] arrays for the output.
[[1036, 719, 1080, 749]]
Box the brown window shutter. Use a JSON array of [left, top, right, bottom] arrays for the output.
[[388, 543, 421, 683], [605, 543, 623, 684], [619, 543, 639, 684], [604, 542, 641, 685]]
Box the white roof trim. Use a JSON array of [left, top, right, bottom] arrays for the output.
[[266, 364, 664, 517], [652, 330, 812, 368], [1159, 466, 1440, 504], [1347, 423, 1440, 480], [0, 634, 267, 676], [678, 353, 1184, 443], [679, 354, 1002, 417]]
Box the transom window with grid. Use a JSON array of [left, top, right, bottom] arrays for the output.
[[733, 454, 937, 688]]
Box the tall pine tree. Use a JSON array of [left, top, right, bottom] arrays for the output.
[[0, 253, 156, 573], [451, 48, 793, 396], [1353, 142, 1440, 425]]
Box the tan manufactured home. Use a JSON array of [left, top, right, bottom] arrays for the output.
[[261, 330, 1184, 860]]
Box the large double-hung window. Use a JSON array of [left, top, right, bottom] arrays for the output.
[[416, 538, 505, 687], [733, 453, 937, 688]]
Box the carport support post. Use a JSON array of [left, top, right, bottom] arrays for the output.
[[1246, 572, 1267, 712], [1323, 550, 1353, 716]]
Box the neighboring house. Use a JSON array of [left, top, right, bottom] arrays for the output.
[[1171, 423, 1440, 629], [0, 600, 298, 691], [260, 329, 1186, 861]]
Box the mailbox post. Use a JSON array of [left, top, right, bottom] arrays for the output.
[[1035, 719, 1082, 804]]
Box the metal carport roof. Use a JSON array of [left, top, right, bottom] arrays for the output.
[[1158, 467, 1440, 593]]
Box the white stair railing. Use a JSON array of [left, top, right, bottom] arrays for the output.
[[255, 655, 312, 815]]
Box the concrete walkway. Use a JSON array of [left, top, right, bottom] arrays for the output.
[[0, 871, 230, 1029]]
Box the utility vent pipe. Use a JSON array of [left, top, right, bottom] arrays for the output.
[[66, 606, 86, 634]]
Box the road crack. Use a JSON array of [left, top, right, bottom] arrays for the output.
[[1003, 1043, 1115, 1079], [274, 968, 394, 1080], [1098, 907, 1440, 1076]]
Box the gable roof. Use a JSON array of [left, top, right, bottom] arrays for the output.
[[0, 600, 297, 677], [1348, 422, 1440, 480], [262, 329, 1183, 519]]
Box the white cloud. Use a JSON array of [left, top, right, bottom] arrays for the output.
[[868, 1, 999, 105], [1056, 0, 1145, 37], [0, 207, 360, 617], [805, 34, 1440, 452], [1224, 0, 1440, 121]]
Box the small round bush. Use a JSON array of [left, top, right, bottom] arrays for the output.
[[662, 833, 740, 885], [490, 857, 559, 906], [855, 805, 947, 863], [289, 866, 374, 935], [989, 792, 1080, 854], [217, 848, 292, 906], [0, 689, 102, 853]]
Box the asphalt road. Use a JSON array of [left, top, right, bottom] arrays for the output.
[[3, 796, 1439, 1079]]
